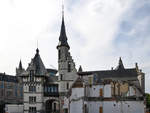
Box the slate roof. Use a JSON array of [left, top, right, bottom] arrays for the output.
[[78, 58, 138, 80], [47, 75, 58, 82], [46, 69, 57, 75], [78, 68, 138, 79], [27, 48, 47, 75], [57, 16, 70, 49], [0, 73, 18, 83]]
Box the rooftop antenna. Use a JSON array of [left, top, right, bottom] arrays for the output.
[[37, 40, 39, 49], [62, 0, 64, 19]]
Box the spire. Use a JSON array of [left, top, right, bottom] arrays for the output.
[[116, 57, 125, 70], [19, 60, 23, 70], [78, 65, 83, 72], [57, 3, 70, 49]]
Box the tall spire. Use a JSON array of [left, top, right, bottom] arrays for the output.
[[19, 60, 23, 70], [57, 3, 70, 49]]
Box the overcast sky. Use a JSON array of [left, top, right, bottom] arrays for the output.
[[0, 0, 149, 93]]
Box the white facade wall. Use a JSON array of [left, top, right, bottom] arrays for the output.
[[104, 85, 111, 97], [87, 101, 144, 113], [70, 99, 83, 113], [87, 84, 111, 97], [71, 88, 84, 99]]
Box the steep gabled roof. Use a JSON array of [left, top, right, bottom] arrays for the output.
[[27, 48, 47, 75]]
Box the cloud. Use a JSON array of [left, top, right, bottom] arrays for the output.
[[0, 0, 149, 93], [66, 0, 134, 69], [66, 0, 150, 92], [112, 0, 150, 93], [0, 0, 61, 73]]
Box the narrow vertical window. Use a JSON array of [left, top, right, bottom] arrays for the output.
[[58, 50, 61, 59], [54, 103, 56, 112], [99, 88, 103, 97], [60, 74, 63, 80], [30, 70, 34, 82], [68, 62, 71, 72], [67, 83, 69, 90]]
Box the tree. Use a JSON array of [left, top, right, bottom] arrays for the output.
[[146, 93, 150, 109]]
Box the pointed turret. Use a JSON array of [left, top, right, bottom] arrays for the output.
[[16, 59, 25, 76], [78, 65, 83, 72], [19, 60, 23, 70], [57, 6, 70, 49], [27, 48, 47, 75], [116, 57, 125, 70]]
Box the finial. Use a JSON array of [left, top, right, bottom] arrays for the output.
[[135, 62, 139, 70], [37, 40, 39, 49], [36, 48, 39, 54], [62, 1, 64, 18]]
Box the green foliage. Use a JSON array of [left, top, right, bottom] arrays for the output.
[[146, 93, 150, 108]]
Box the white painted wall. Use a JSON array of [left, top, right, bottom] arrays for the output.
[[70, 99, 83, 113], [86, 84, 111, 97], [70, 84, 144, 113], [71, 88, 84, 99], [104, 84, 111, 97], [87, 101, 144, 113]]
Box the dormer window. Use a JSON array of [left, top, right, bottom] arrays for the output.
[[29, 70, 34, 82], [30, 70, 34, 76]]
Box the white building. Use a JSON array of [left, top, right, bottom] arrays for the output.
[[68, 59, 145, 113]]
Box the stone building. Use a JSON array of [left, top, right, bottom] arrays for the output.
[[0, 72, 23, 113], [19, 48, 59, 113], [56, 12, 78, 113]]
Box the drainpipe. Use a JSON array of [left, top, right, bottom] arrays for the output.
[[83, 83, 86, 113]]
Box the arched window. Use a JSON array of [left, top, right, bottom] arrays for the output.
[[54, 103, 56, 112]]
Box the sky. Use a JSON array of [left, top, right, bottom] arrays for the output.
[[0, 0, 149, 93]]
